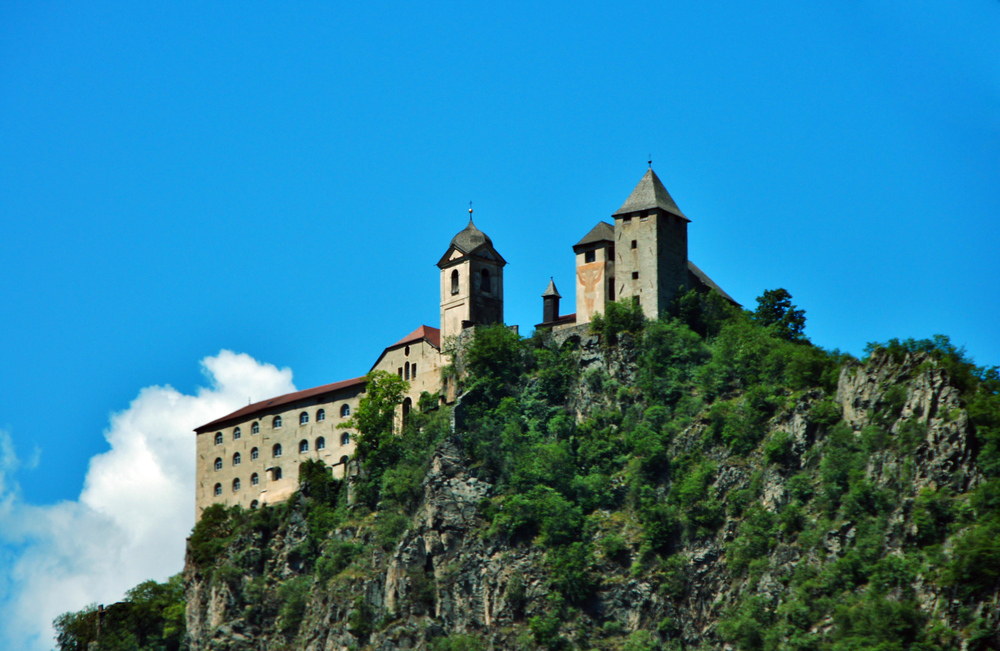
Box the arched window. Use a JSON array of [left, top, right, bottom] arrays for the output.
[[405, 362, 410, 380], [340, 404, 350, 417], [317, 409, 326, 422], [405, 345, 410, 356], [412, 363, 417, 377], [233, 427, 241, 440], [214, 458, 223, 471], [214, 483, 222, 496], [214, 432, 223, 445], [481, 268, 491, 294], [251, 447, 259, 460], [250, 499, 259, 509], [341, 432, 351, 446], [232, 478, 241, 492], [273, 443, 282, 457], [233, 452, 241, 466], [316, 437, 326, 450], [402, 397, 412, 425], [273, 416, 282, 429], [272, 467, 282, 481], [251, 472, 259, 486], [451, 269, 459, 295], [300, 412, 309, 425], [251, 422, 259, 435], [340, 455, 349, 466], [299, 439, 309, 453]]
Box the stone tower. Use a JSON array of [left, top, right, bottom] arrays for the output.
[[437, 214, 506, 340], [613, 168, 690, 319], [573, 221, 616, 324]]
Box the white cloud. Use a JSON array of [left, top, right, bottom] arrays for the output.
[[0, 351, 295, 651]]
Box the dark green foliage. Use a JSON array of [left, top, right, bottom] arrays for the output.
[[590, 298, 646, 345], [529, 610, 566, 650], [727, 506, 777, 574], [547, 542, 598, 605], [817, 423, 863, 513], [347, 595, 374, 639], [752, 288, 806, 342], [912, 488, 954, 547], [941, 522, 1000, 599], [431, 634, 485, 651], [277, 576, 312, 634], [489, 486, 583, 547], [54, 574, 186, 651], [637, 319, 709, 408]]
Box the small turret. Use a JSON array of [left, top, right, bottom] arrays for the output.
[[542, 278, 561, 324]]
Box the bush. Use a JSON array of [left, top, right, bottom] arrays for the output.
[[590, 299, 645, 345], [277, 576, 312, 635], [489, 486, 583, 547]]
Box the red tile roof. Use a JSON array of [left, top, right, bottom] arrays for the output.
[[194, 376, 366, 433], [391, 325, 441, 349]]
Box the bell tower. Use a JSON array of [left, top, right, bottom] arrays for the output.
[[437, 208, 507, 341]]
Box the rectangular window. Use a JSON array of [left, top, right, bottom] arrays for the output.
[[622, 216, 631, 223], [609, 245, 615, 259], [632, 271, 639, 280], [585, 250, 596, 263], [631, 240, 637, 249], [640, 213, 649, 221]]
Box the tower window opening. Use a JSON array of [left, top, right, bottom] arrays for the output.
[[608, 277, 615, 302], [632, 272, 639, 280], [585, 250, 596, 263], [631, 240, 637, 249], [450, 269, 459, 295], [411, 363, 417, 377], [481, 269, 491, 294], [405, 362, 410, 380]]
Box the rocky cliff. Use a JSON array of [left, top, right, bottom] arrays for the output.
[[184, 328, 1000, 651]]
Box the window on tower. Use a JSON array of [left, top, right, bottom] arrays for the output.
[[451, 270, 459, 295], [585, 250, 596, 263], [481, 269, 491, 294]]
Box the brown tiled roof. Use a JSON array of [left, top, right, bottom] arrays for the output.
[[369, 325, 442, 371], [536, 313, 577, 329], [391, 325, 441, 349], [194, 376, 366, 433]]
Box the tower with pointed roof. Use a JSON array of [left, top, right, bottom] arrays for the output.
[[613, 168, 691, 319], [437, 212, 507, 341]]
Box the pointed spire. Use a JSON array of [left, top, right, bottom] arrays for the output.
[[542, 277, 561, 298], [613, 168, 688, 221]]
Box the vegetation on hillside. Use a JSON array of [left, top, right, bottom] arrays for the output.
[[55, 287, 1000, 650]]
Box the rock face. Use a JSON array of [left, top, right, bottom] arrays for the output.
[[185, 348, 999, 650]]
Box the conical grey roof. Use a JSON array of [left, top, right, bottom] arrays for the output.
[[450, 218, 493, 253], [542, 278, 561, 298], [613, 169, 688, 220]]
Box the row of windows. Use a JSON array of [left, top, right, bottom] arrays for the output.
[[213, 406, 352, 445], [213, 434, 351, 470], [211, 455, 352, 496], [398, 361, 417, 380]]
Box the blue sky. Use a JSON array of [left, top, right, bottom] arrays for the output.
[[1, 1, 998, 648]]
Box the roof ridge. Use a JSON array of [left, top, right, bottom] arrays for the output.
[[613, 168, 688, 220]]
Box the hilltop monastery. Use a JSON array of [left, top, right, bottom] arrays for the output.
[[193, 168, 734, 517]]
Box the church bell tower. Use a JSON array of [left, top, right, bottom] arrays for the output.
[[437, 208, 507, 341]]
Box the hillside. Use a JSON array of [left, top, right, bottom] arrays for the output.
[[57, 292, 1000, 650]]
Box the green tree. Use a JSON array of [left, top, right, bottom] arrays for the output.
[[340, 370, 408, 463], [753, 288, 806, 342]]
